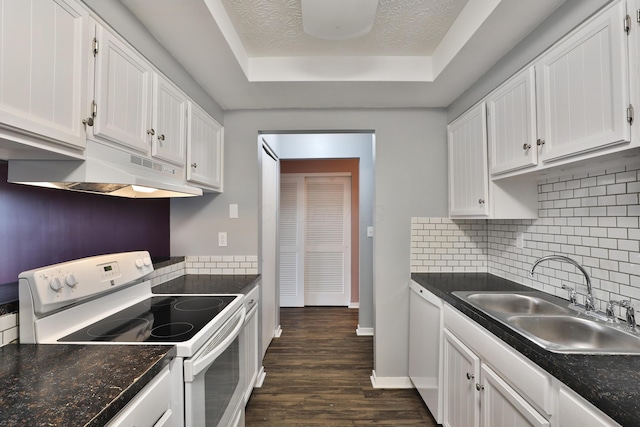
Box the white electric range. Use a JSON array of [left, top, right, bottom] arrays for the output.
[[18, 251, 246, 427]]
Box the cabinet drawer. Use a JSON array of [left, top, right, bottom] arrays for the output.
[[444, 304, 552, 415], [244, 285, 260, 313]]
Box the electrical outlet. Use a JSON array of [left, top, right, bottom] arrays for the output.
[[218, 232, 227, 247], [367, 226, 374, 238]]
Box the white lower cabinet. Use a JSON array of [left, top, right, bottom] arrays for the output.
[[443, 329, 480, 427], [556, 386, 620, 427], [243, 285, 260, 404], [411, 296, 622, 427], [443, 329, 548, 427]]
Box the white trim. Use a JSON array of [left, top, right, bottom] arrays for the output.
[[274, 325, 282, 338], [254, 366, 266, 388], [281, 172, 352, 177], [356, 325, 373, 336], [370, 370, 413, 389], [349, 302, 359, 309]]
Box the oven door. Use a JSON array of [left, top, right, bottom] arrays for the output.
[[184, 307, 246, 427]]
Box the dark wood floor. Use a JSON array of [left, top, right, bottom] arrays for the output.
[[245, 307, 438, 426]]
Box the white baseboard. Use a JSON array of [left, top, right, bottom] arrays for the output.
[[356, 325, 374, 336], [254, 366, 266, 388], [349, 302, 359, 309], [274, 325, 282, 338], [370, 370, 413, 389]]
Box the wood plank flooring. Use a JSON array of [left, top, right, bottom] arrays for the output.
[[245, 307, 438, 426]]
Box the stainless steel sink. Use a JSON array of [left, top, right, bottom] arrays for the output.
[[465, 292, 571, 315], [507, 315, 640, 353], [452, 290, 640, 354]]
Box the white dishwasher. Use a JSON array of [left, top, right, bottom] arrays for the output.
[[408, 280, 443, 424]]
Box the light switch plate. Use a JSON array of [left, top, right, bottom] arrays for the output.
[[367, 226, 374, 238], [229, 204, 238, 219]]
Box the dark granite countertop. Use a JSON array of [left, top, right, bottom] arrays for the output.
[[411, 272, 640, 427], [0, 344, 175, 427], [152, 274, 260, 295]]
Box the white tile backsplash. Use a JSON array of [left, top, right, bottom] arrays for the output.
[[184, 255, 258, 275], [412, 165, 640, 318]]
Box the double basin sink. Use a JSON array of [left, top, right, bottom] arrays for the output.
[[453, 291, 640, 354]]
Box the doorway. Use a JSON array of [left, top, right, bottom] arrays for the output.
[[259, 132, 375, 336]]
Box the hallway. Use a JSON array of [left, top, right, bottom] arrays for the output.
[[245, 307, 438, 426]]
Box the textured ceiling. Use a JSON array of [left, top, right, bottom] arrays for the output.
[[221, 0, 468, 57]]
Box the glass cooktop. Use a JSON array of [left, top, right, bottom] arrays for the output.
[[59, 295, 238, 343]]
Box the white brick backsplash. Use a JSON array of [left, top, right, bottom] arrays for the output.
[[411, 165, 640, 320], [185, 256, 259, 275]]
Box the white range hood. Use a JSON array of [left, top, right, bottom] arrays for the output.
[[7, 140, 202, 198]]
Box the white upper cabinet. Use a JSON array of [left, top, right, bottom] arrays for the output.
[[92, 24, 152, 154], [0, 0, 89, 153], [448, 103, 490, 217], [186, 102, 223, 192], [152, 74, 187, 165], [535, 0, 630, 163], [487, 67, 537, 175]]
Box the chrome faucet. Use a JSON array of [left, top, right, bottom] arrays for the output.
[[529, 255, 594, 312], [608, 299, 637, 332]]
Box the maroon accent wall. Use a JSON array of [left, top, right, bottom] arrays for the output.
[[0, 162, 170, 284]]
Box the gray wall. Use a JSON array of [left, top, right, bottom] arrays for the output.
[[171, 108, 448, 378], [266, 132, 375, 330], [81, 0, 224, 122], [448, 0, 611, 122]]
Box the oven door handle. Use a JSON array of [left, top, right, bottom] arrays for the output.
[[183, 308, 246, 381]]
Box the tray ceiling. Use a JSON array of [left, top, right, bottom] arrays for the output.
[[119, 0, 567, 110]]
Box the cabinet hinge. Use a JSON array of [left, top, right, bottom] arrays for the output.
[[636, 9, 640, 23], [92, 38, 99, 56], [628, 104, 634, 125], [91, 100, 97, 118]]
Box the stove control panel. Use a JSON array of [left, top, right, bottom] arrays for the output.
[[19, 251, 154, 315]]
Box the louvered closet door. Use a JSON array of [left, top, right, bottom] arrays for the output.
[[279, 176, 304, 307], [304, 176, 351, 306]]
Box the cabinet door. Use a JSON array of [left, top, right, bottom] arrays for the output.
[[448, 103, 489, 217], [152, 74, 187, 165], [186, 102, 223, 191], [93, 24, 152, 154], [535, 1, 630, 163], [480, 364, 549, 427], [0, 0, 89, 150], [443, 329, 480, 427], [487, 67, 537, 175], [244, 305, 259, 404], [409, 284, 443, 423], [557, 387, 620, 427]]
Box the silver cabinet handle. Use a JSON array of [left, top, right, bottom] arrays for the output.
[[523, 143, 531, 150], [191, 163, 198, 168], [147, 128, 155, 136], [476, 383, 484, 391], [158, 134, 165, 141], [536, 138, 545, 146], [478, 199, 485, 205], [82, 117, 94, 127], [466, 372, 474, 380]]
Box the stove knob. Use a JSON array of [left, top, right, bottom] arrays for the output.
[[65, 274, 78, 288], [143, 257, 152, 266], [49, 277, 63, 292], [135, 259, 144, 268]]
